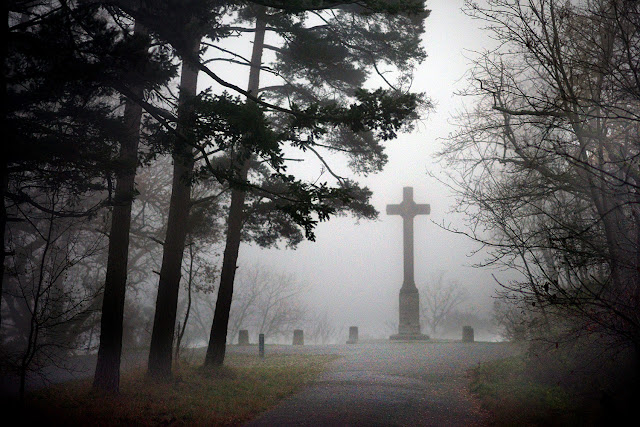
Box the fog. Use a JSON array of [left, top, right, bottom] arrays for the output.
[[229, 0, 506, 340], [6, 1, 639, 422]]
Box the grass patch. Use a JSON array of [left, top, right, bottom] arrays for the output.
[[15, 353, 338, 426], [469, 355, 599, 426]]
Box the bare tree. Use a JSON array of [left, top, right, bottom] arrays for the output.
[[106, 156, 223, 357], [307, 309, 338, 345], [419, 272, 467, 337], [174, 244, 218, 363], [226, 266, 262, 345], [3, 188, 104, 400], [492, 299, 536, 342], [251, 269, 307, 341], [439, 0, 639, 354], [224, 265, 307, 344]]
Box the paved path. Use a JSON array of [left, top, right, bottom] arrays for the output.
[[244, 341, 523, 427]]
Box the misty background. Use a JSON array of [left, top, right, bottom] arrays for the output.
[[232, 0, 504, 342], [5, 1, 639, 420]]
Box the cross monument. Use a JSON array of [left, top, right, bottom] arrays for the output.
[[387, 187, 430, 340]]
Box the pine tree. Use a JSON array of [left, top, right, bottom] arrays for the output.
[[6, 2, 174, 391], [204, 1, 429, 366], [92, 19, 177, 393], [103, 0, 428, 379]]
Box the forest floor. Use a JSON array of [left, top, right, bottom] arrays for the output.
[[5, 341, 631, 425], [8, 352, 337, 425], [468, 348, 637, 426]]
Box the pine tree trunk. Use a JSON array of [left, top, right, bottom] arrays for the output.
[[0, 161, 7, 333], [204, 166, 249, 366], [147, 37, 200, 380], [1, 0, 9, 333], [204, 7, 266, 367], [92, 22, 145, 394]]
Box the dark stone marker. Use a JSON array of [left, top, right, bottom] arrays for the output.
[[238, 329, 249, 345], [259, 333, 265, 358], [293, 329, 304, 345], [462, 325, 474, 343], [347, 326, 359, 344]]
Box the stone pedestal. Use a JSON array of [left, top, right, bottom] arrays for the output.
[[292, 329, 304, 345], [238, 329, 249, 345], [390, 287, 429, 341], [347, 326, 358, 344]]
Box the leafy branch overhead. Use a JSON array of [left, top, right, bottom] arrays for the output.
[[287, 89, 422, 142], [188, 87, 417, 239], [6, 0, 432, 383]]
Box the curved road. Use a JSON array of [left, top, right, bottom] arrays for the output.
[[244, 341, 522, 426]]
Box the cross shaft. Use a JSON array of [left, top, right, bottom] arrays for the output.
[[386, 187, 430, 288]]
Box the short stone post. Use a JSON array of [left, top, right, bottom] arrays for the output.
[[347, 326, 359, 344], [259, 333, 265, 358], [238, 329, 249, 345], [293, 329, 304, 345], [462, 326, 474, 343]]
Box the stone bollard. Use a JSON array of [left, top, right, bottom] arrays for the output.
[[347, 326, 359, 344], [259, 333, 265, 358], [238, 329, 249, 345], [462, 325, 474, 343], [293, 329, 304, 345]]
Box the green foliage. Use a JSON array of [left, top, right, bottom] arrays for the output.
[[188, 83, 416, 243], [114, 1, 429, 246], [287, 89, 421, 141], [252, 0, 427, 16], [7, 3, 176, 211], [194, 91, 286, 173]]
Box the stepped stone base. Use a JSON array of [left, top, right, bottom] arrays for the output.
[[389, 333, 430, 341], [391, 286, 428, 341]]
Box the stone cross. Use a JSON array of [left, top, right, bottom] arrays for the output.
[[386, 187, 430, 289], [387, 187, 430, 340]]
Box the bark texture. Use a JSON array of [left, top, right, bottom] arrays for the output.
[[93, 22, 145, 393], [147, 37, 200, 380], [204, 7, 266, 367]]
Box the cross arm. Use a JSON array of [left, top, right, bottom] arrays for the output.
[[386, 204, 402, 215], [414, 204, 430, 215]]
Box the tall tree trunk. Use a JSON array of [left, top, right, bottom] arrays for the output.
[[93, 22, 145, 394], [0, 161, 7, 334], [147, 37, 200, 380], [1, 0, 9, 333], [204, 7, 266, 367]]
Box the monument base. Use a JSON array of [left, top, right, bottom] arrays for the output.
[[389, 333, 430, 341]]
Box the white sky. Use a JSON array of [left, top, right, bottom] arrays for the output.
[[203, 1, 511, 339]]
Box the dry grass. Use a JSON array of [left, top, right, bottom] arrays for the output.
[[15, 353, 338, 426], [469, 355, 598, 426]]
